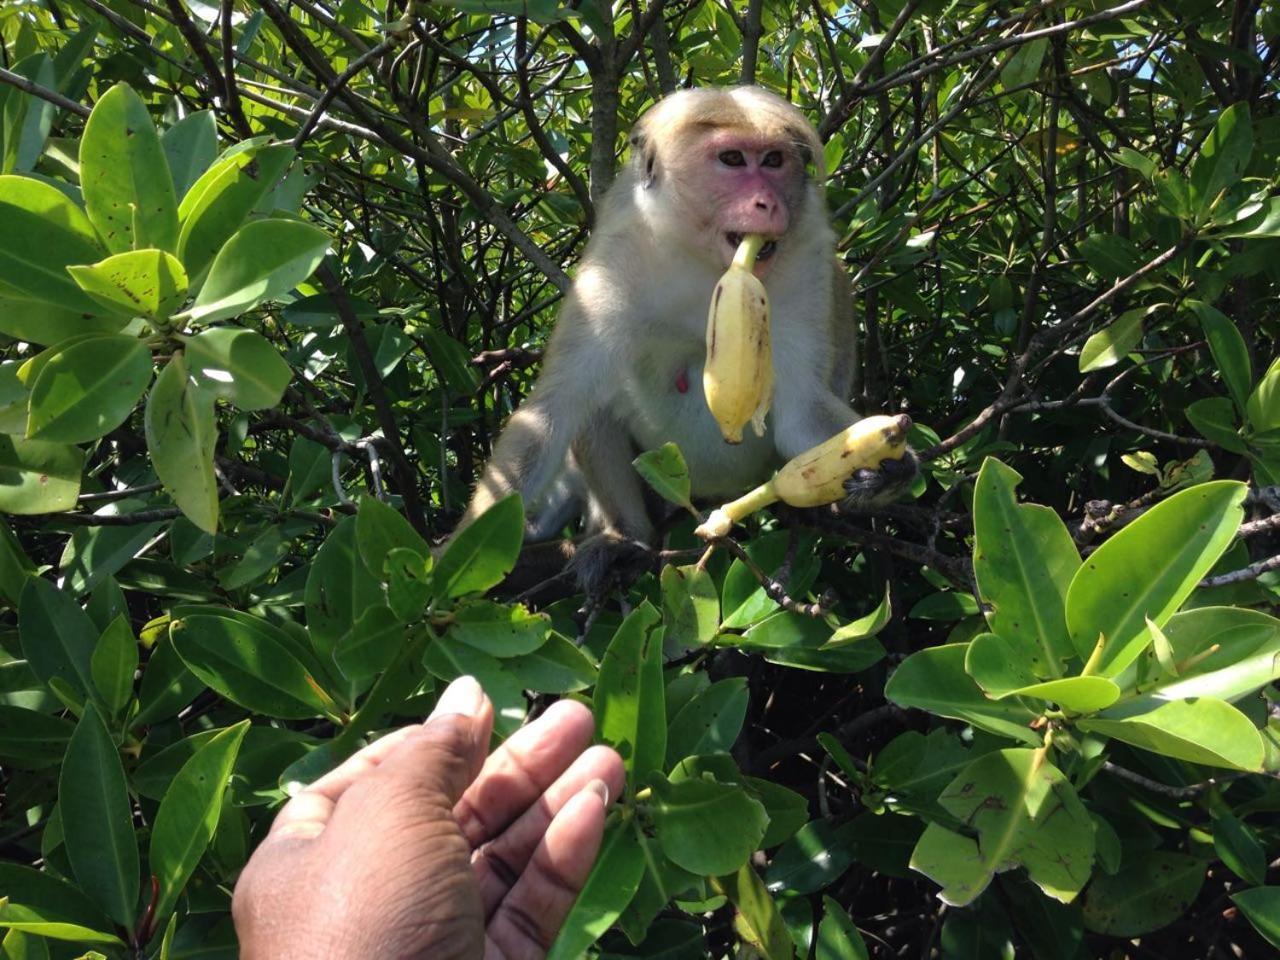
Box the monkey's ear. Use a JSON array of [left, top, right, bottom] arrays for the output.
[[629, 126, 659, 187]]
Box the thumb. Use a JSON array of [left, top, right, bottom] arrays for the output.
[[366, 676, 495, 808]]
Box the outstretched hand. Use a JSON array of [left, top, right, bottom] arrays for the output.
[[232, 676, 625, 960]]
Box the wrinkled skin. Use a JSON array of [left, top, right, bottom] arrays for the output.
[[233, 677, 625, 960]]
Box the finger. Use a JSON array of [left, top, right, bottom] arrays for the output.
[[472, 744, 624, 916], [264, 676, 491, 845], [484, 782, 609, 960], [455, 698, 597, 848]]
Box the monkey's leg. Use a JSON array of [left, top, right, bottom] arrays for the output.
[[567, 414, 655, 594]]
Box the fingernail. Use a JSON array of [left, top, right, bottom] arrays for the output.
[[583, 778, 610, 806], [435, 675, 485, 717]]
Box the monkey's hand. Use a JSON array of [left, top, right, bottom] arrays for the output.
[[567, 532, 653, 597], [839, 446, 919, 512]]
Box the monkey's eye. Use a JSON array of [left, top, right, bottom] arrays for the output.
[[718, 150, 746, 167], [761, 150, 784, 168]]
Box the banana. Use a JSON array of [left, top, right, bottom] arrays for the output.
[[695, 414, 912, 539], [703, 234, 773, 444]]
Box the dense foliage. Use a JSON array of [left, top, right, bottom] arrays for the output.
[[1, 1, 1279, 957]]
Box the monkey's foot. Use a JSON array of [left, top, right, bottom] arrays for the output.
[[839, 447, 919, 512], [567, 532, 653, 597]]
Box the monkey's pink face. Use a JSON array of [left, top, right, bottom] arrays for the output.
[[697, 133, 802, 273]]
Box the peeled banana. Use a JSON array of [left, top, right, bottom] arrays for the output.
[[704, 234, 773, 444], [695, 414, 913, 539]]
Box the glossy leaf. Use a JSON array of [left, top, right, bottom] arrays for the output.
[[0, 864, 118, 946], [90, 614, 137, 715], [1065, 481, 1247, 676], [58, 704, 138, 927], [1190, 102, 1252, 216], [594, 602, 665, 784], [355, 493, 428, 577], [1082, 852, 1204, 936], [713, 863, 793, 960], [664, 677, 747, 767], [972, 458, 1079, 676], [909, 748, 1094, 906], [67, 249, 188, 321], [885, 643, 1040, 745], [79, 83, 178, 253], [649, 773, 766, 876], [0, 175, 112, 317], [0, 705, 74, 768], [161, 110, 218, 200], [1188, 302, 1252, 413], [18, 576, 96, 699], [546, 818, 645, 960], [0, 435, 83, 513], [632, 442, 694, 512], [450, 599, 551, 657], [1213, 812, 1266, 886], [1128, 606, 1280, 702], [1247, 356, 1280, 433], [181, 218, 330, 326], [505, 633, 597, 693], [1078, 307, 1147, 372], [965, 633, 1120, 712], [1231, 888, 1280, 950], [433, 494, 523, 599], [149, 721, 248, 919], [661, 563, 719, 654], [170, 610, 332, 719], [180, 326, 291, 410], [27, 334, 151, 443], [422, 638, 527, 737], [304, 516, 384, 658], [145, 353, 218, 533], [1079, 694, 1263, 770], [1186, 396, 1245, 451], [815, 896, 869, 960]]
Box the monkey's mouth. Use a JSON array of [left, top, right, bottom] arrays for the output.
[[725, 233, 778, 261]]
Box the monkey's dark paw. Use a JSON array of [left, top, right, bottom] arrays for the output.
[[568, 532, 653, 596], [839, 447, 919, 512]]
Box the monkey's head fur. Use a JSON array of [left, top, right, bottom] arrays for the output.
[[626, 86, 828, 275]]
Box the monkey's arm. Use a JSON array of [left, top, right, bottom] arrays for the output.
[[458, 272, 623, 532]]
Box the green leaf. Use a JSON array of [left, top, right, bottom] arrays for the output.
[[1078, 307, 1148, 372], [79, 83, 179, 253], [0, 520, 34, 606], [355, 493, 429, 576], [161, 111, 218, 200], [765, 820, 859, 895], [909, 748, 1094, 906], [1247, 356, 1280, 433], [1213, 812, 1266, 886], [713, 863, 794, 960], [546, 818, 645, 960], [304, 516, 384, 658], [0, 863, 119, 946], [1000, 37, 1048, 89], [0, 435, 83, 513], [661, 563, 719, 654], [176, 143, 294, 280], [1079, 234, 1144, 282], [885, 643, 1041, 745], [972, 458, 1080, 676], [145, 353, 218, 533], [1129, 606, 1280, 702], [180, 326, 291, 410], [421, 639, 527, 737], [739, 609, 886, 673], [650, 774, 767, 876], [1154, 167, 1193, 220], [1188, 302, 1252, 413], [1082, 851, 1204, 936], [1112, 147, 1156, 180], [385, 547, 432, 623], [333, 604, 403, 683], [815, 896, 869, 960], [633, 443, 694, 512], [67, 249, 188, 321], [1185, 396, 1245, 451], [170, 611, 332, 719], [450, 599, 551, 657], [1191, 103, 1252, 216], [1079, 694, 1263, 770], [18, 576, 96, 699], [149, 721, 248, 919], [181, 218, 330, 326], [91, 614, 137, 715], [433, 494, 523, 599], [0, 705, 74, 768], [58, 704, 139, 927], [0, 289, 128, 344], [27, 333, 151, 443], [1065, 480, 1247, 676], [2, 54, 56, 174], [665, 677, 748, 767], [965, 633, 1120, 712], [505, 633, 597, 693], [824, 582, 891, 647], [1231, 888, 1280, 949], [0, 175, 115, 318], [595, 602, 665, 784]]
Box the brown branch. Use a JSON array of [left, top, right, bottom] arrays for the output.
[[0, 65, 90, 117], [1200, 553, 1280, 588], [717, 535, 833, 618]]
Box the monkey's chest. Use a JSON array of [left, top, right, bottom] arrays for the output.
[[618, 342, 777, 498]]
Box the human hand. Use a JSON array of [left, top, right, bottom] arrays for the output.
[[232, 676, 626, 959]]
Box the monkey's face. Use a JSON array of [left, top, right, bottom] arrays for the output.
[[660, 132, 808, 275]]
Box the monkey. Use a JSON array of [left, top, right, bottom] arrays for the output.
[[458, 86, 916, 589]]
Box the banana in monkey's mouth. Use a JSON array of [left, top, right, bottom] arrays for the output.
[[726, 233, 777, 260]]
